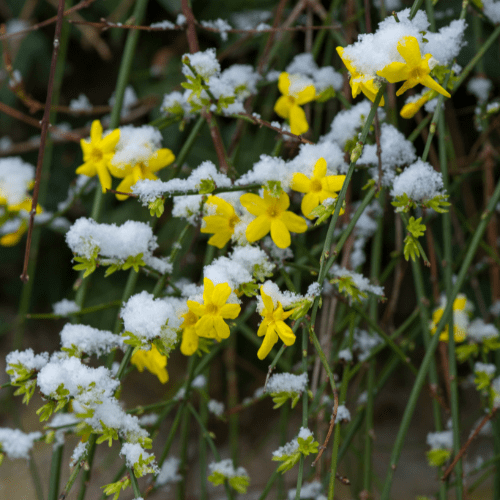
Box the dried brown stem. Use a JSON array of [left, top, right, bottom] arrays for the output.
[[0, 0, 96, 41], [20, 0, 66, 283], [442, 408, 498, 481], [311, 389, 339, 467]]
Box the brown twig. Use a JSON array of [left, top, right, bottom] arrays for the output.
[[236, 112, 314, 144], [0, 0, 97, 41], [442, 408, 498, 481], [20, 0, 66, 283], [311, 388, 339, 467]]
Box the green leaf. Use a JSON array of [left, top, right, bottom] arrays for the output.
[[426, 448, 451, 467], [391, 193, 415, 213], [101, 478, 131, 500], [331, 275, 367, 303], [456, 343, 478, 362], [407, 216, 426, 238], [198, 179, 215, 194], [95, 421, 119, 447], [423, 194, 451, 213], [228, 475, 250, 494], [316, 87, 336, 103], [474, 371, 492, 391], [403, 235, 420, 262]]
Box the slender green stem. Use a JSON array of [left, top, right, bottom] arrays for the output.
[[177, 409, 192, 500], [199, 371, 209, 500], [29, 453, 45, 500], [258, 468, 281, 500], [48, 444, 64, 500], [26, 300, 122, 319], [380, 176, 500, 500], [129, 470, 142, 498]]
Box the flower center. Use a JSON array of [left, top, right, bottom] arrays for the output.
[[287, 96, 296, 105], [91, 148, 103, 163], [206, 303, 219, 315], [183, 311, 198, 328], [228, 214, 239, 230], [410, 66, 426, 82], [266, 204, 282, 219], [311, 179, 322, 193]]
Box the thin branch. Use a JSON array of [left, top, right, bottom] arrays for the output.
[[20, 0, 66, 283], [442, 408, 498, 481], [311, 389, 338, 467]]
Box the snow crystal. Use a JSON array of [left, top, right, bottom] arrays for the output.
[[108, 85, 137, 117], [288, 480, 323, 500], [236, 154, 291, 188], [176, 14, 186, 26], [330, 264, 384, 297], [468, 77, 492, 103], [48, 413, 78, 448], [201, 19, 232, 41], [491, 300, 500, 317], [427, 430, 453, 450], [352, 328, 383, 362], [474, 362, 496, 377], [207, 400, 225, 416], [391, 159, 444, 202], [111, 125, 163, 168], [208, 459, 248, 479], [156, 456, 182, 486], [336, 404, 351, 422], [0, 428, 42, 459], [182, 48, 220, 80], [150, 20, 176, 29], [66, 218, 158, 261], [53, 299, 80, 316], [59, 324, 125, 356], [273, 438, 299, 458], [231, 10, 271, 30], [0, 156, 35, 205], [468, 319, 499, 342], [70, 441, 87, 466], [259, 280, 309, 312], [191, 375, 207, 389], [338, 349, 353, 362], [266, 372, 308, 394], [423, 19, 467, 66], [120, 442, 158, 472], [69, 94, 92, 111], [6, 349, 49, 381], [307, 282, 322, 297], [121, 291, 182, 345], [289, 142, 348, 177]]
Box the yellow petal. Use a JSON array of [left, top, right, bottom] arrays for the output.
[[313, 158, 327, 179], [301, 192, 320, 219], [296, 85, 316, 105], [76, 162, 96, 177], [397, 36, 422, 67], [196, 315, 216, 338], [453, 296, 467, 311], [278, 72, 291, 96], [90, 120, 103, 143], [202, 215, 229, 234], [289, 105, 309, 136], [206, 196, 235, 218], [246, 215, 271, 242], [260, 287, 274, 314], [257, 320, 269, 338], [280, 211, 308, 233], [361, 80, 385, 106], [270, 219, 291, 248], [274, 95, 292, 120], [108, 162, 130, 179], [219, 303, 241, 319], [148, 148, 175, 172], [276, 321, 296, 346], [240, 193, 267, 216], [421, 75, 451, 98], [187, 300, 205, 317], [207, 232, 232, 249], [396, 79, 418, 97], [115, 175, 135, 201], [0, 224, 26, 246], [322, 175, 345, 193], [257, 328, 278, 360], [291, 172, 312, 193], [377, 62, 410, 83], [203, 277, 215, 304], [100, 128, 120, 152], [214, 316, 230, 340], [212, 282, 231, 307], [96, 165, 112, 193], [180, 327, 199, 356]]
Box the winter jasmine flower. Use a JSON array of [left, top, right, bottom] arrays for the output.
[[180, 310, 199, 356], [76, 120, 120, 193], [240, 190, 307, 249], [131, 345, 169, 384], [109, 148, 175, 200], [291, 157, 345, 219], [201, 195, 240, 248], [336, 47, 385, 105], [0, 198, 42, 246], [187, 278, 241, 342], [257, 286, 296, 360], [430, 294, 471, 343], [400, 90, 434, 119], [377, 36, 450, 98], [274, 72, 315, 135]]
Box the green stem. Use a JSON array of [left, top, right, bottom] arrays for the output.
[[258, 468, 281, 500], [48, 444, 64, 500], [129, 470, 142, 498], [29, 453, 45, 500], [380, 176, 500, 500]]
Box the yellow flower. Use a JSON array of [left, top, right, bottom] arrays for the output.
[[430, 294, 471, 343], [200, 196, 240, 248], [180, 310, 199, 356], [108, 148, 175, 201], [76, 120, 120, 193], [187, 278, 241, 342], [291, 158, 346, 219], [336, 47, 385, 106], [274, 72, 316, 135], [240, 190, 307, 249], [400, 91, 434, 119], [257, 286, 296, 360], [0, 198, 42, 247], [131, 345, 169, 384], [376, 36, 451, 98]]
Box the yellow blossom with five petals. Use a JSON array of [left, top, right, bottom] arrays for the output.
[[430, 295, 471, 343], [274, 72, 316, 135], [76, 120, 120, 193], [180, 310, 200, 356], [240, 190, 307, 249], [108, 148, 175, 200], [201, 196, 240, 248], [130, 344, 169, 384], [336, 47, 385, 106], [291, 158, 346, 219], [187, 278, 241, 342], [257, 286, 296, 360], [376, 36, 451, 98]]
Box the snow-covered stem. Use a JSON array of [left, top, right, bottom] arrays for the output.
[[27, 300, 122, 319]]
